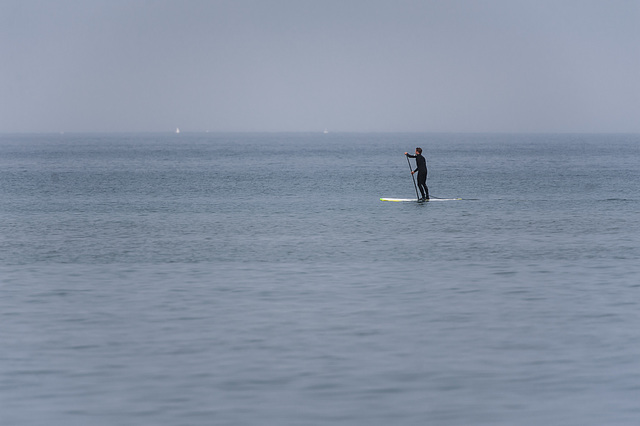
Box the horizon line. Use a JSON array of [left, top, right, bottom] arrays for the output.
[[2, 130, 639, 135]]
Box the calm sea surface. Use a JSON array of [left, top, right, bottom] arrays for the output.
[[1, 133, 639, 425]]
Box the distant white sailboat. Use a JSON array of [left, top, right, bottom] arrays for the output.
[[176, 127, 180, 134], [323, 129, 329, 134]]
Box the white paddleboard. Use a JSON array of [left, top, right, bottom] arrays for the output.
[[380, 197, 462, 202]]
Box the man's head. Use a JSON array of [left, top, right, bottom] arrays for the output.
[[415, 147, 422, 155]]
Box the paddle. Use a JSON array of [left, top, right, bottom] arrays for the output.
[[406, 154, 420, 200]]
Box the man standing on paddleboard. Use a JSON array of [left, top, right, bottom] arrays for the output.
[[405, 148, 429, 201]]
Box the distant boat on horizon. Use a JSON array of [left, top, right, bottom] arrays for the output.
[[176, 127, 180, 134], [323, 129, 329, 134]]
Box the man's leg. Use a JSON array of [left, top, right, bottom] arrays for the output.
[[418, 174, 428, 200]]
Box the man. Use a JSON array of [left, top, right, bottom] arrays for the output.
[[405, 147, 429, 201]]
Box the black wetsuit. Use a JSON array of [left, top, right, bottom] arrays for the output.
[[407, 153, 429, 200]]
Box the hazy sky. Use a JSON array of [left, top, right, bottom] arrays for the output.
[[1, 0, 638, 133]]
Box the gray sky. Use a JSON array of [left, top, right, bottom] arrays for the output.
[[1, 0, 638, 133]]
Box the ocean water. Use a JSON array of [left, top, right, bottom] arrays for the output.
[[1, 132, 639, 425]]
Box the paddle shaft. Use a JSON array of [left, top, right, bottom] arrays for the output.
[[406, 155, 420, 200]]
